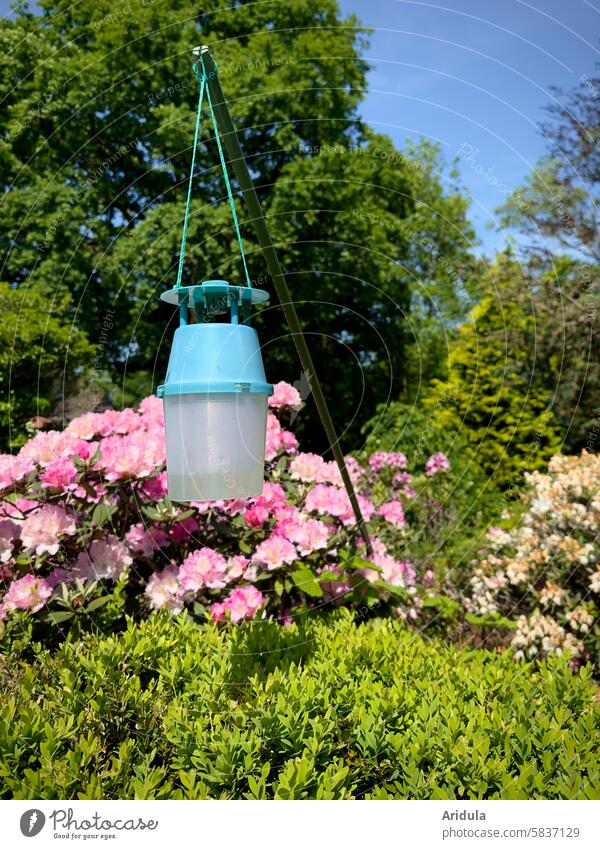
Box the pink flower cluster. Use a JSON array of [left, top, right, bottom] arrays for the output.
[[145, 549, 257, 614], [210, 585, 264, 622], [364, 537, 416, 588], [20, 505, 77, 556], [379, 500, 405, 529], [252, 534, 297, 570], [304, 484, 375, 527], [265, 413, 298, 461], [244, 482, 287, 527], [0, 382, 445, 628], [75, 535, 133, 581], [268, 381, 302, 411], [0, 574, 52, 617], [368, 452, 408, 472], [0, 455, 35, 490], [425, 452, 450, 476], [289, 452, 364, 487]]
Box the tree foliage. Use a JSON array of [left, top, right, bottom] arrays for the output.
[[425, 256, 563, 489], [0, 0, 475, 448], [0, 284, 93, 447]]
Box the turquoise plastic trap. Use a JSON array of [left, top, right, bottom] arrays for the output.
[[158, 281, 273, 502]]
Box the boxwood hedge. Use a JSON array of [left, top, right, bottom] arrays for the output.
[[1, 611, 598, 799]]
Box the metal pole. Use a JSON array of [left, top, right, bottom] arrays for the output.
[[196, 45, 372, 554]]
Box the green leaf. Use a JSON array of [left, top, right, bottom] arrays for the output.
[[422, 595, 460, 617], [290, 567, 323, 598], [84, 596, 110, 613], [372, 580, 408, 602], [464, 612, 517, 630], [91, 502, 118, 527], [46, 611, 74, 624]]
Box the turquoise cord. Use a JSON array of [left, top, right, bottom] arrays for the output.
[[176, 58, 252, 289], [175, 69, 206, 288], [201, 58, 252, 288]]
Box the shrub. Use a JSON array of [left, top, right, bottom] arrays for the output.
[[425, 270, 563, 489], [0, 384, 456, 643], [361, 398, 505, 579], [0, 611, 598, 800], [466, 452, 600, 666]]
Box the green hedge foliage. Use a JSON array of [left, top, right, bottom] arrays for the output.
[[1, 611, 598, 800]]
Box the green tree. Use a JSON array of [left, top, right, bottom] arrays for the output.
[[0, 284, 93, 448], [424, 257, 563, 488], [0, 0, 475, 447]]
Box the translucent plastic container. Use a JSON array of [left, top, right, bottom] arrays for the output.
[[163, 392, 268, 501]]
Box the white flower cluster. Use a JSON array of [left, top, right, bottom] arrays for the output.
[[467, 452, 599, 661], [512, 613, 583, 661]]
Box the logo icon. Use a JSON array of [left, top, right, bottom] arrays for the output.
[[19, 810, 46, 837]]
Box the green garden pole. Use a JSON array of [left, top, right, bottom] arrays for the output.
[[195, 45, 372, 554]]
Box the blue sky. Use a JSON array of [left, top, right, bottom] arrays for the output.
[[337, 0, 600, 254], [2, 0, 598, 254]]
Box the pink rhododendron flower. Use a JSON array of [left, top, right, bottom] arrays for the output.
[[284, 516, 330, 556], [268, 381, 302, 411], [273, 504, 302, 537], [0, 518, 20, 563], [40, 456, 78, 491], [425, 452, 450, 476], [19, 431, 70, 466], [363, 537, 415, 587], [179, 548, 228, 592], [265, 414, 297, 461], [68, 409, 143, 441], [343, 455, 365, 486], [320, 462, 343, 486], [244, 503, 270, 527], [138, 395, 164, 426], [65, 412, 104, 440], [341, 495, 376, 527], [210, 585, 265, 622], [379, 500, 405, 529], [260, 482, 286, 506], [279, 430, 298, 454], [169, 516, 198, 544], [210, 601, 227, 622], [141, 472, 168, 501], [307, 485, 375, 527], [75, 535, 133, 580], [100, 408, 141, 435], [368, 452, 408, 472], [226, 585, 264, 621], [0, 454, 35, 490], [244, 482, 287, 527], [19, 431, 92, 466], [145, 566, 182, 613], [304, 484, 349, 518], [289, 452, 327, 483], [221, 499, 248, 516], [21, 504, 77, 556], [226, 555, 251, 579], [97, 432, 165, 481], [2, 574, 52, 614], [0, 498, 38, 519], [252, 535, 297, 570], [125, 523, 159, 557]]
